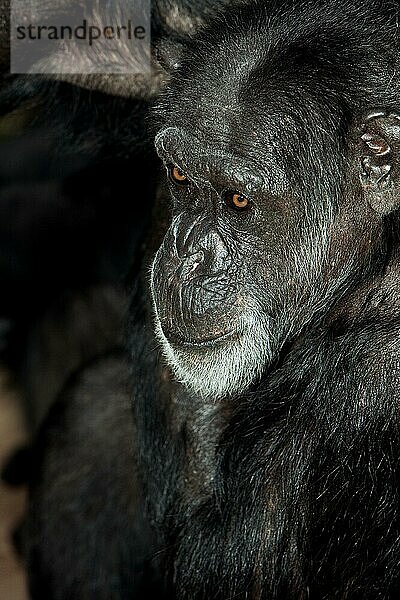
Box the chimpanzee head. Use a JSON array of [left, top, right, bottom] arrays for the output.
[[150, 0, 400, 399]]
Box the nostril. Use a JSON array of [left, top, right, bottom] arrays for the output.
[[187, 262, 200, 276], [182, 250, 205, 262], [178, 251, 205, 279]]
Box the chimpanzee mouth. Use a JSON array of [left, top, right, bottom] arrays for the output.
[[161, 326, 238, 349]]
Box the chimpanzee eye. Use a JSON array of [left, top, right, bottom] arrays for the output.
[[168, 164, 190, 186], [224, 190, 251, 211]]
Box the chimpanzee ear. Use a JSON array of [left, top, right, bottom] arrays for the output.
[[359, 110, 400, 216]]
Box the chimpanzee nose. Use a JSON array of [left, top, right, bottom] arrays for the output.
[[169, 213, 230, 276], [177, 250, 205, 280]]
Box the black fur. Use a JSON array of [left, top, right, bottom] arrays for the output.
[[26, 352, 164, 600], [26, 1, 400, 599]]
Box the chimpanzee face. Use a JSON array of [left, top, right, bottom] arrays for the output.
[[150, 108, 346, 400], [150, 45, 398, 399]]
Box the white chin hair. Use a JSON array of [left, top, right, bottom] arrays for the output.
[[153, 317, 273, 400]]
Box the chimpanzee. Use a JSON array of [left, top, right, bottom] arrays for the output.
[[26, 0, 400, 598]]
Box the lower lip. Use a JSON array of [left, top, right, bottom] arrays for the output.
[[164, 329, 237, 348]]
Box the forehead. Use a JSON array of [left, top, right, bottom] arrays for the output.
[[161, 106, 277, 159], [154, 24, 339, 191], [159, 71, 295, 160], [165, 59, 273, 150], [158, 44, 317, 170], [156, 81, 302, 196], [155, 121, 289, 198]]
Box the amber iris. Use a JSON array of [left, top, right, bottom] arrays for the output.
[[169, 165, 189, 185], [225, 191, 250, 211]]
